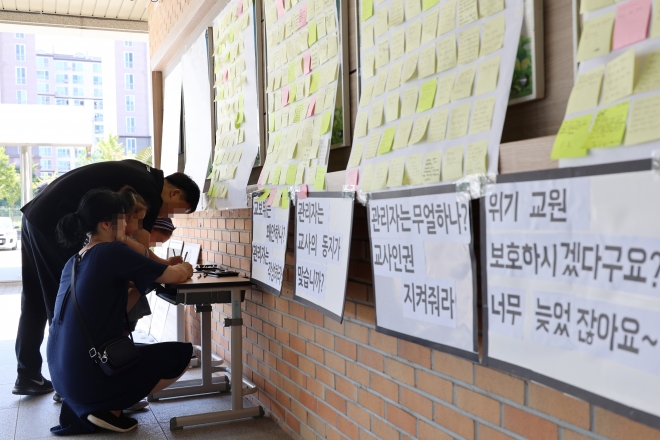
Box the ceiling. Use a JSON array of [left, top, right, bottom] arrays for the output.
[[0, 0, 149, 21]]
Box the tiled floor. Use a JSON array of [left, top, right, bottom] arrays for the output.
[[0, 283, 290, 440]]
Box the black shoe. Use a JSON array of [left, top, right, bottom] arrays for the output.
[[53, 392, 63, 403], [12, 376, 54, 395], [87, 411, 138, 432]]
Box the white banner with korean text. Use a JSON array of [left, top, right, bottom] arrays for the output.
[[251, 193, 290, 295]]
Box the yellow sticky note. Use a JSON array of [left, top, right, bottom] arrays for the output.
[[422, 10, 439, 44], [653, 0, 660, 38], [376, 7, 389, 37], [407, 19, 422, 53], [436, 35, 457, 73], [362, 22, 375, 49], [386, 92, 400, 122], [566, 66, 604, 115], [373, 160, 390, 190], [393, 119, 414, 149], [419, 44, 436, 79], [401, 86, 419, 118], [457, 25, 480, 65], [378, 126, 397, 154], [272, 189, 283, 207], [361, 164, 374, 192], [308, 20, 318, 46], [625, 94, 660, 146], [458, 0, 478, 27], [422, 150, 442, 183], [347, 142, 365, 168], [580, 0, 613, 13], [369, 99, 385, 129], [577, 12, 615, 63], [427, 108, 449, 141], [417, 79, 437, 113], [423, 0, 438, 11], [386, 156, 406, 187], [270, 165, 282, 184], [314, 166, 327, 190], [634, 50, 660, 94], [601, 49, 635, 105], [475, 56, 501, 96], [355, 111, 369, 137], [391, 28, 406, 61], [435, 73, 456, 107], [310, 71, 321, 93], [448, 102, 472, 139], [409, 115, 431, 144], [387, 61, 404, 91], [402, 53, 419, 82], [406, 0, 422, 20], [295, 163, 306, 184], [278, 164, 288, 184], [363, 52, 375, 79], [479, 0, 503, 17], [438, 0, 456, 36], [465, 140, 488, 175], [366, 133, 381, 159], [550, 114, 593, 159], [284, 164, 297, 185], [404, 153, 424, 185], [373, 68, 389, 96], [470, 96, 496, 134], [451, 65, 477, 101], [390, 0, 405, 26], [360, 81, 375, 108], [256, 188, 270, 201], [362, 0, 374, 21], [376, 39, 390, 69], [480, 14, 505, 57], [443, 145, 464, 181], [321, 111, 332, 134], [584, 101, 630, 149]]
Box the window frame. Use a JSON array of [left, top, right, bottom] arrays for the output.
[[124, 52, 134, 69], [16, 90, 27, 104], [15, 44, 26, 62], [125, 138, 137, 155], [125, 95, 135, 112], [15, 67, 26, 85], [125, 73, 134, 90], [126, 117, 136, 134]]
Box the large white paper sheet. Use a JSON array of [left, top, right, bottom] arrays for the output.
[[161, 63, 183, 176]]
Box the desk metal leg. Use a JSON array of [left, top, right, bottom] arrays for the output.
[[169, 290, 263, 430]]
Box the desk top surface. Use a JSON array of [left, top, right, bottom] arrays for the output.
[[163, 275, 252, 289]]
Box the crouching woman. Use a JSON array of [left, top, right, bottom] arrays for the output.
[[47, 189, 193, 435]]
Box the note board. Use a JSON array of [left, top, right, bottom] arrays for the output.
[[251, 191, 291, 295], [368, 185, 478, 361], [207, 0, 261, 208], [348, 0, 524, 195], [482, 159, 660, 428], [293, 192, 354, 322]]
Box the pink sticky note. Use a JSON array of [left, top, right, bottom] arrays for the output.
[[347, 169, 359, 186], [276, 0, 285, 18], [306, 96, 317, 118], [266, 189, 276, 206], [223, 69, 229, 82], [298, 4, 308, 29], [257, 168, 267, 186], [282, 86, 289, 107], [297, 185, 308, 199], [613, 0, 652, 50], [236, 1, 243, 16], [303, 51, 312, 74]]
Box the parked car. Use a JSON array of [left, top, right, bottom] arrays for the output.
[[0, 217, 18, 250]]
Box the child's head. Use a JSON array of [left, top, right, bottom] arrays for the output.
[[117, 186, 148, 236], [150, 218, 176, 246]]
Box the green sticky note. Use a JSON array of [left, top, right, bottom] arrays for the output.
[[308, 20, 318, 46], [269, 117, 275, 132], [288, 61, 297, 84], [271, 166, 282, 184], [550, 114, 593, 160], [310, 71, 321, 94], [281, 190, 290, 209], [272, 189, 283, 207], [285, 164, 297, 185], [321, 111, 332, 134], [422, 0, 439, 11], [583, 101, 630, 149], [417, 79, 437, 113], [255, 188, 270, 201], [361, 0, 373, 21], [377, 126, 397, 155], [314, 166, 327, 190], [289, 83, 297, 103]]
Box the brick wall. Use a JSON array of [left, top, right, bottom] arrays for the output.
[[148, 0, 193, 58], [169, 200, 660, 440]]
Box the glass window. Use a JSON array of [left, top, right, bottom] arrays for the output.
[[37, 96, 51, 105], [16, 67, 26, 85], [93, 63, 102, 73], [72, 75, 83, 84], [15, 44, 25, 62], [125, 95, 135, 112], [93, 76, 102, 86], [124, 52, 133, 68], [126, 117, 135, 134], [56, 99, 69, 106], [55, 61, 68, 71], [16, 90, 27, 104], [94, 113, 104, 122], [73, 87, 84, 97], [55, 74, 68, 84], [125, 138, 137, 155], [56, 86, 68, 96], [124, 41, 133, 47], [36, 57, 49, 68], [37, 70, 49, 80], [76, 148, 86, 158], [94, 101, 103, 110], [71, 62, 83, 72], [57, 148, 70, 158], [40, 172, 52, 178], [15, 33, 24, 38], [38, 147, 52, 156], [40, 159, 52, 169], [94, 125, 104, 134], [57, 160, 71, 172], [94, 88, 103, 98], [125, 74, 134, 90], [37, 83, 49, 93], [73, 100, 85, 106]]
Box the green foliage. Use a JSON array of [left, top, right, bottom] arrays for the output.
[[135, 147, 153, 167], [331, 107, 344, 146], [510, 35, 534, 100], [77, 133, 127, 167], [0, 147, 21, 208]]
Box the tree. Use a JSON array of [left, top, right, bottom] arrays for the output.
[[135, 147, 153, 167], [76, 133, 126, 167], [0, 147, 21, 208]]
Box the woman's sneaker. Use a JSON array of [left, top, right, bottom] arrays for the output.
[[87, 411, 138, 432]]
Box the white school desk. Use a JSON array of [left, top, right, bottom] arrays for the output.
[[148, 275, 263, 430]]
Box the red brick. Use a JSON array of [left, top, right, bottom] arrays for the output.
[[300, 390, 317, 411], [400, 387, 432, 420], [347, 362, 370, 387], [595, 407, 660, 440], [306, 342, 324, 363], [373, 417, 400, 440], [306, 308, 324, 326], [456, 387, 500, 425], [528, 382, 589, 429], [416, 370, 452, 402], [326, 351, 346, 374], [435, 403, 475, 440], [370, 330, 398, 355], [356, 304, 375, 324], [358, 347, 384, 371], [316, 329, 335, 349], [345, 321, 369, 344], [475, 365, 524, 404], [327, 389, 347, 414], [386, 404, 416, 435], [359, 389, 385, 417], [318, 401, 338, 426], [347, 402, 370, 429], [372, 373, 398, 401], [503, 405, 558, 440], [433, 351, 474, 384], [385, 358, 414, 386], [399, 340, 431, 369], [316, 364, 335, 387], [336, 337, 357, 360], [336, 376, 358, 401], [419, 421, 453, 440], [338, 415, 360, 440]]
